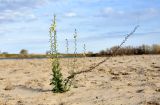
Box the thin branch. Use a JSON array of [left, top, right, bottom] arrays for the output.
[[66, 25, 139, 80]]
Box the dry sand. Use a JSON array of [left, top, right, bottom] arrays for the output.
[[0, 55, 160, 105]]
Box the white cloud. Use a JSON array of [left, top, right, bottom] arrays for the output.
[[77, 0, 110, 3], [65, 12, 77, 17], [0, 0, 49, 23], [146, 8, 159, 17], [129, 8, 160, 20], [103, 7, 114, 14], [102, 7, 125, 16], [0, 0, 47, 10], [0, 0, 65, 23], [100, 7, 159, 20], [0, 9, 37, 23]]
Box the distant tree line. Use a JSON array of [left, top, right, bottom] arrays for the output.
[[0, 49, 28, 55], [0, 49, 47, 58], [96, 44, 160, 56], [0, 44, 160, 58]]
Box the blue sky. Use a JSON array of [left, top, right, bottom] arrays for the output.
[[0, 0, 160, 54]]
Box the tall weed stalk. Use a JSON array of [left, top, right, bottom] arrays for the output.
[[65, 39, 69, 70], [49, 15, 69, 93], [73, 29, 77, 72], [83, 44, 86, 69]]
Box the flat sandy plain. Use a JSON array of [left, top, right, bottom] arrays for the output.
[[0, 55, 160, 105]]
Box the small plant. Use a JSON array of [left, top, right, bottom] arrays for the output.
[[49, 15, 81, 92], [73, 29, 77, 72], [82, 44, 86, 69], [83, 44, 86, 57], [65, 29, 78, 88], [65, 39, 69, 70], [49, 15, 68, 93]]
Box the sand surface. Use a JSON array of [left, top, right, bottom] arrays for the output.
[[0, 55, 160, 105]]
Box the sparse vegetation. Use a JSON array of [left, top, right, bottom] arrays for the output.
[[0, 0, 160, 104]]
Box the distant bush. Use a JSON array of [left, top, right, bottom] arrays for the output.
[[46, 50, 51, 55], [87, 51, 97, 57], [20, 49, 28, 55], [2, 52, 8, 54], [152, 44, 160, 54]]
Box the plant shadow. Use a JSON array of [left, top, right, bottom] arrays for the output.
[[15, 85, 51, 93]]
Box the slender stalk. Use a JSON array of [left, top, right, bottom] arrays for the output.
[[73, 29, 77, 72], [64, 29, 78, 89], [65, 39, 69, 70], [66, 25, 139, 80], [83, 44, 86, 58], [83, 44, 86, 66]]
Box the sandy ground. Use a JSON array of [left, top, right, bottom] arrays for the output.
[[0, 55, 160, 105]]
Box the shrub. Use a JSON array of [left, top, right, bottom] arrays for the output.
[[46, 50, 51, 55], [2, 52, 8, 54], [20, 49, 28, 55]]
